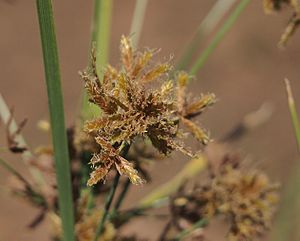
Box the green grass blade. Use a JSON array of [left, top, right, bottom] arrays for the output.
[[35, 1, 75, 241], [81, 0, 113, 119], [130, 0, 148, 48], [176, 0, 237, 70], [270, 79, 300, 241], [189, 0, 251, 76], [285, 79, 300, 152], [270, 164, 300, 241]]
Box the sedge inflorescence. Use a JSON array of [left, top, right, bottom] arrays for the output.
[[79, 36, 216, 186], [171, 156, 279, 241]]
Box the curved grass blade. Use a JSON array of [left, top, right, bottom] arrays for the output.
[[176, 0, 237, 71], [189, 0, 251, 76]]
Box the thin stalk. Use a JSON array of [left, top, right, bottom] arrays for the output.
[[94, 173, 120, 241], [189, 0, 251, 76], [174, 219, 208, 241], [130, 0, 148, 48], [269, 162, 300, 241], [0, 158, 31, 187], [157, 220, 172, 241], [94, 143, 130, 240], [81, 0, 113, 119], [114, 178, 131, 211], [176, 0, 237, 70], [35, 1, 75, 241], [285, 79, 300, 152]]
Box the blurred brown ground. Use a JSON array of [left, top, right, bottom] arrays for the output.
[[1, 0, 300, 240]]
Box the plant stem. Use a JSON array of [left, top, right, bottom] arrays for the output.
[[189, 0, 251, 76], [114, 178, 131, 211], [285, 79, 300, 152], [35, 1, 75, 241], [176, 0, 237, 70], [94, 173, 120, 241], [94, 143, 130, 240], [81, 0, 113, 119], [0, 158, 31, 187], [130, 0, 148, 48], [174, 219, 208, 241]]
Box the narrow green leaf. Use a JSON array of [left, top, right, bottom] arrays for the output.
[[81, 0, 113, 119], [176, 0, 237, 70], [35, 1, 75, 241], [130, 0, 148, 48], [285, 79, 300, 152], [189, 0, 251, 76], [94, 173, 120, 241]]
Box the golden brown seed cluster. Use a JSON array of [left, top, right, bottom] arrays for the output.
[[171, 158, 279, 241], [79, 36, 216, 186], [263, 0, 300, 46]]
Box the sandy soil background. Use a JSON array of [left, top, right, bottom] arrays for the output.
[[1, 0, 300, 240]]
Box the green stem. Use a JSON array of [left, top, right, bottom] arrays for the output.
[[94, 143, 130, 240], [110, 178, 131, 218], [35, 1, 75, 241], [130, 0, 148, 48], [176, 0, 237, 70], [81, 0, 113, 119], [94, 173, 120, 241], [189, 0, 251, 76], [174, 219, 208, 241], [285, 79, 300, 152]]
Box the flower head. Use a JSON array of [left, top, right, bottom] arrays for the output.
[[171, 155, 279, 241], [80, 36, 215, 186]]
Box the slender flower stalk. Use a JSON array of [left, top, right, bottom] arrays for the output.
[[94, 143, 130, 240], [176, 0, 237, 70], [114, 178, 131, 212], [189, 0, 251, 76], [82, 0, 113, 119], [94, 173, 120, 241], [36, 1, 75, 240], [285, 78, 300, 152], [130, 0, 148, 48]]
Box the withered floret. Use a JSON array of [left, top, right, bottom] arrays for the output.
[[80, 36, 216, 186], [171, 158, 279, 241]]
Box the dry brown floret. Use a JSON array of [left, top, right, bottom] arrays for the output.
[[80, 36, 216, 186], [171, 156, 279, 241]]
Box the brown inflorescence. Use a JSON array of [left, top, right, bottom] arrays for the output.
[[171, 156, 279, 241], [79, 36, 216, 186]]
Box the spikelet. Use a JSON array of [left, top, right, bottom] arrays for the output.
[[184, 93, 216, 118], [181, 117, 210, 145], [115, 156, 146, 185]]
